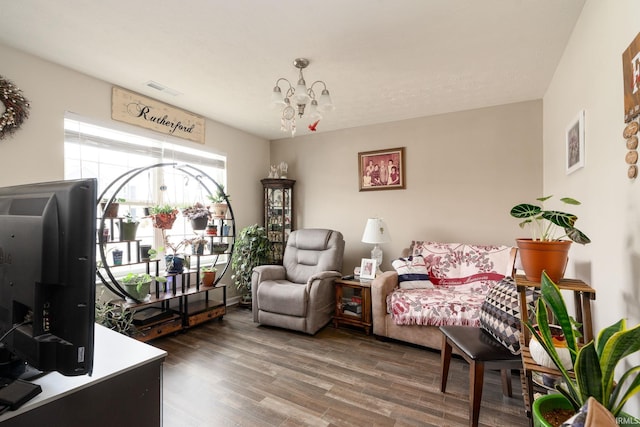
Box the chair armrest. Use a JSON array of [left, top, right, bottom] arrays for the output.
[[253, 265, 286, 283], [371, 271, 399, 320], [306, 270, 342, 286], [251, 265, 286, 321], [305, 270, 341, 292], [305, 271, 342, 302]]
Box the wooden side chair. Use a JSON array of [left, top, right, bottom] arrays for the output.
[[439, 249, 533, 427]]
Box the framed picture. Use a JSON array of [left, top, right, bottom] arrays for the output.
[[566, 110, 585, 175], [359, 258, 377, 280], [358, 147, 405, 191]]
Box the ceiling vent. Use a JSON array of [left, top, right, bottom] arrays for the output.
[[145, 80, 182, 96]]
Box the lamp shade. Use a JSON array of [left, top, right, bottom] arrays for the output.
[[270, 86, 286, 109], [293, 78, 310, 105], [361, 218, 391, 244], [317, 89, 334, 113]]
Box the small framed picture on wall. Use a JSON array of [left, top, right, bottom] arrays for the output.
[[358, 147, 405, 191], [566, 110, 585, 175]]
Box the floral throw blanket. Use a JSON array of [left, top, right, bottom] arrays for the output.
[[387, 242, 511, 326]]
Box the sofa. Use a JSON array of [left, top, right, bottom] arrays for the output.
[[371, 241, 517, 350]]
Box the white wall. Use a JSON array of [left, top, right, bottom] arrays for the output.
[[543, 0, 640, 415], [271, 100, 543, 273], [0, 43, 270, 296]]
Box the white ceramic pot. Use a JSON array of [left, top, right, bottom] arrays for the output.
[[529, 326, 573, 370]]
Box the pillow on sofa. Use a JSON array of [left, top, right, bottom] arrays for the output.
[[410, 241, 511, 286], [392, 256, 433, 289], [479, 276, 537, 355]]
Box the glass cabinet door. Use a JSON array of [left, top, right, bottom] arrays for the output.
[[261, 178, 295, 264]]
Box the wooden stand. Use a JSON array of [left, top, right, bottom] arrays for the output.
[[515, 275, 596, 420]]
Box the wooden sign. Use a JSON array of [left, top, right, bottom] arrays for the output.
[[622, 33, 640, 122], [111, 86, 205, 144]]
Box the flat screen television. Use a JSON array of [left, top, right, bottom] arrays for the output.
[[0, 178, 96, 378]]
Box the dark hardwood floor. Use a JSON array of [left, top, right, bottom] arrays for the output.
[[151, 306, 529, 427]]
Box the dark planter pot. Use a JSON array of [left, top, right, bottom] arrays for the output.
[[118, 222, 139, 241], [206, 224, 218, 236], [165, 254, 185, 274], [516, 238, 571, 283], [190, 217, 209, 231]]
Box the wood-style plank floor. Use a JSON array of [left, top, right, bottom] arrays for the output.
[[151, 306, 529, 427]]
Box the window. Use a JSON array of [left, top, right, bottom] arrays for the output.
[[64, 113, 227, 272]]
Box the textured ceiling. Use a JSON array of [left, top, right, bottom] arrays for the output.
[[0, 0, 585, 141]]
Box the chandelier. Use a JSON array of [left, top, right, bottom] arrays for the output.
[[270, 58, 334, 137]]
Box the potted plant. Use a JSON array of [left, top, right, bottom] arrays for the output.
[[207, 185, 230, 219], [117, 212, 139, 241], [95, 289, 136, 336], [510, 196, 590, 282], [188, 235, 208, 255], [119, 273, 167, 302], [527, 272, 640, 426], [100, 197, 125, 218], [162, 234, 190, 273], [201, 265, 217, 287], [182, 202, 210, 230], [230, 224, 271, 306], [149, 204, 178, 230]]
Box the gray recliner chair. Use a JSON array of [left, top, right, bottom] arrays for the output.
[[251, 229, 345, 335]]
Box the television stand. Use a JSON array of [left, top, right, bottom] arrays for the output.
[[0, 324, 166, 426]]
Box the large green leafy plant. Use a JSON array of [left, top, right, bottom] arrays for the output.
[[510, 196, 591, 244], [527, 272, 640, 416], [230, 224, 271, 297]]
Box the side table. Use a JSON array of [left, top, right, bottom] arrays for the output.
[[515, 275, 596, 419], [333, 278, 372, 334]]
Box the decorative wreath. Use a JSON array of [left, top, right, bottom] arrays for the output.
[[0, 75, 30, 140]]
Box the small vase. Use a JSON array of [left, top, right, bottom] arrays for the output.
[[112, 249, 123, 266], [206, 224, 218, 236]]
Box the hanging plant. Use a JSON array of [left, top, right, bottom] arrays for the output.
[[0, 75, 30, 140]]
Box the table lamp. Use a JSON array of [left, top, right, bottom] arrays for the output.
[[361, 218, 391, 271]]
